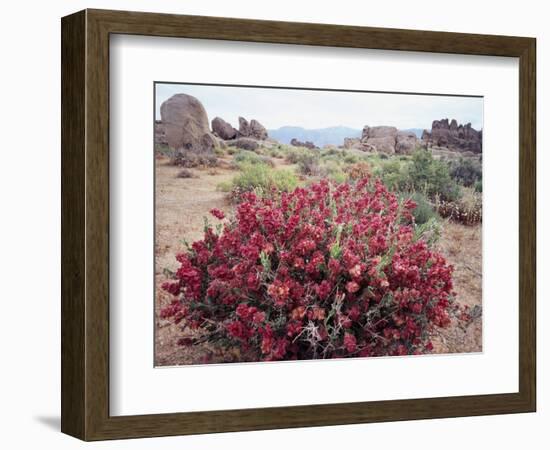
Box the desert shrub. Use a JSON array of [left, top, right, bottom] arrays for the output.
[[448, 157, 482, 187], [406, 149, 460, 202], [155, 143, 172, 156], [225, 164, 298, 202], [233, 150, 274, 168], [214, 146, 225, 157], [346, 162, 371, 181], [298, 153, 322, 176], [226, 146, 238, 155], [328, 170, 347, 184], [321, 147, 340, 157], [474, 180, 482, 193], [376, 159, 406, 192], [161, 177, 456, 362], [343, 153, 359, 164], [406, 192, 438, 225], [379, 153, 389, 160], [234, 150, 261, 165], [321, 161, 347, 183], [177, 169, 196, 179], [171, 151, 217, 168], [285, 147, 316, 165], [216, 180, 232, 193], [268, 148, 284, 158], [436, 189, 482, 225]]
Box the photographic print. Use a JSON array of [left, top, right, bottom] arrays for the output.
[[154, 83, 483, 367]]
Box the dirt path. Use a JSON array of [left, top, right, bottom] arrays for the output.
[[154, 155, 236, 365]]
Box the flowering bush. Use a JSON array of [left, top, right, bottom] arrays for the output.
[[161, 176, 456, 362]]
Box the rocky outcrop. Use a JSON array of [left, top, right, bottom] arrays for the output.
[[211, 117, 237, 140], [290, 138, 317, 149], [343, 137, 362, 150], [238, 117, 251, 137], [343, 125, 419, 154], [422, 118, 482, 153], [238, 117, 268, 140], [160, 93, 218, 154], [362, 126, 398, 154], [155, 120, 167, 145], [250, 119, 268, 140], [395, 130, 418, 155]]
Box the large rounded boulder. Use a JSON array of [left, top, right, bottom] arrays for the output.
[[160, 93, 217, 154], [212, 117, 237, 140]]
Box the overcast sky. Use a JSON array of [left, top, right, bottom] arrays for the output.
[[155, 83, 483, 131]]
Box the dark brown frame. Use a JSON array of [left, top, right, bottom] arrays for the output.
[[61, 8, 536, 441]]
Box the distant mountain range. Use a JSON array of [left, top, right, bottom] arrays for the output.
[[268, 126, 424, 147]]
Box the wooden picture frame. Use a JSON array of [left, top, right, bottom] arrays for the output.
[[61, 8, 536, 441]]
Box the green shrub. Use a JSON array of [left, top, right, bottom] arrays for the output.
[[448, 157, 482, 187], [474, 180, 482, 193], [155, 143, 172, 156], [406, 192, 438, 225], [233, 150, 274, 168], [328, 170, 347, 184], [285, 147, 316, 165], [375, 159, 406, 192], [268, 148, 284, 158], [321, 147, 340, 157], [224, 164, 299, 202], [343, 152, 359, 164], [406, 149, 460, 202]]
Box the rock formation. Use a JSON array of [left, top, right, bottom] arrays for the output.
[[290, 138, 317, 149], [395, 130, 418, 154], [343, 126, 418, 154], [362, 126, 398, 154], [160, 93, 218, 154], [249, 119, 268, 140], [211, 117, 237, 140], [154, 120, 167, 145], [238, 117, 268, 140], [422, 118, 482, 153], [343, 137, 362, 150]]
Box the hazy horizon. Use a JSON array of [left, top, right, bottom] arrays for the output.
[[155, 83, 483, 131]]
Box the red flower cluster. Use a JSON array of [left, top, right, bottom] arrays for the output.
[[161, 177, 455, 361]]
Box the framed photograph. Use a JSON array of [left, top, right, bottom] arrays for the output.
[[61, 9, 536, 441]]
